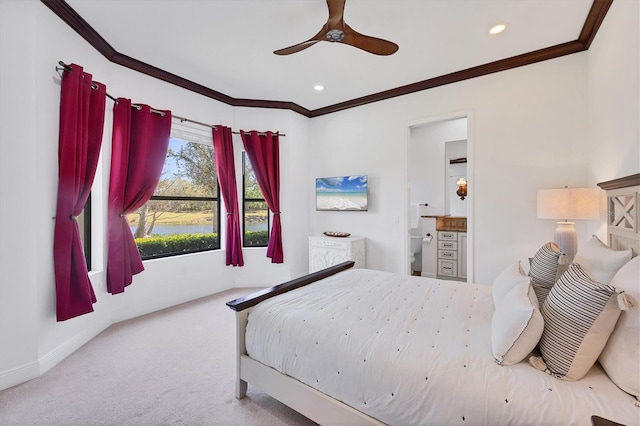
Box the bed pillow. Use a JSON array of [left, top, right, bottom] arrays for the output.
[[531, 263, 624, 381], [598, 255, 640, 402], [492, 261, 529, 307], [573, 235, 632, 284], [529, 242, 563, 310], [492, 281, 544, 366]]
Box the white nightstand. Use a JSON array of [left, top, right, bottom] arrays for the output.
[[308, 236, 366, 273]]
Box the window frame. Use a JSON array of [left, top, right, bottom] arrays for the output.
[[134, 129, 222, 260], [242, 152, 270, 248], [140, 193, 221, 260]]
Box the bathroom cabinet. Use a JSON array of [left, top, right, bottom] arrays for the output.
[[437, 231, 467, 281], [309, 235, 366, 273]]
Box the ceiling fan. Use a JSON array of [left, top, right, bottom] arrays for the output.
[[274, 0, 399, 56]]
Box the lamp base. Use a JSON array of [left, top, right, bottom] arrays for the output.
[[554, 222, 577, 261]]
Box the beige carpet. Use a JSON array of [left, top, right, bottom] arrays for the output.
[[0, 288, 318, 425]]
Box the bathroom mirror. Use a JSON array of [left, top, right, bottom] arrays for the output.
[[445, 140, 467, 217]]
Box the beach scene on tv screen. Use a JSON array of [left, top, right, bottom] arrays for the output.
[[316, 175, 368, 211]]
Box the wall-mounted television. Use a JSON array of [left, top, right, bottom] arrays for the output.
[[316, 175, 368, 211]]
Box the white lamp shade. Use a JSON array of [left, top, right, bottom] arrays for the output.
[[537, 188, 600, 220]]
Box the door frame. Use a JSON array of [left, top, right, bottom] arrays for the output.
[[404, 110, 474, 282]]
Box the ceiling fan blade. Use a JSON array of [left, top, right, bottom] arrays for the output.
[[273, 25, 328, 56], [274, 39, 322, 55], [326, 0, 346, 28], [342, 23, 398, 56]]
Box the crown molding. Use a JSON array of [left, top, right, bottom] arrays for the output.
[[41, 0, 613, 118]]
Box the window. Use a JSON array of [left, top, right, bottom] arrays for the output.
[[243, 152, 269, 247], [129, 134, 220, 259]]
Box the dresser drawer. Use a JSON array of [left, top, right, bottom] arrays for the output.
[[309, 237, 350, 250], [309, 236, 366, 273], [438, 259, 458, 277], [438, 250, 457, 260], [438, 240, 457, 250], [438, 231, 457, 241]]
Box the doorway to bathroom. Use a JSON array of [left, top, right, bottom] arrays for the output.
[[407, 113, 472, 282]]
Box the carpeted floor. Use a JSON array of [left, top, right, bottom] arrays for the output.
[[0, 288, 318, 425]]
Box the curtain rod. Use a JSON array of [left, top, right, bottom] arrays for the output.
[[56, 61, 285, 137], [172, 115, 285, 137]]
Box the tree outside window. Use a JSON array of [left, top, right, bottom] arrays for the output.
[[243, 152, 269, 247], [128, 137, 220, 259]]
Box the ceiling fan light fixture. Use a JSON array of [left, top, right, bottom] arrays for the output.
[[489, 24, 506, 35], [326, 29, 345, 42], [314, 85, 325, 91]]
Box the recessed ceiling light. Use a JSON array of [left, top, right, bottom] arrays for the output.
[[489, 24, 506, 35], [314, 85, 324, 91]]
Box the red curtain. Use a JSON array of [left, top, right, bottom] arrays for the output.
[[54, 64, 106, 321], [107, 99, 171, 294], [213, 126, 244, 266], [240, 130, 283, 263]]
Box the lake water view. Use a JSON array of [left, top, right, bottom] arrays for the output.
[[131, 221, 266, 236]]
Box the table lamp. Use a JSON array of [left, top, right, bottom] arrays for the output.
[[537, 187, 600, 260]]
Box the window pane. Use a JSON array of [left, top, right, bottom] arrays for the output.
[[161, 138, 217, 197], [243, 155, 261, 199], [243, 153, 269, 247], [130, 200, 220, 259], [132, 136, 220, 259], [244, 201, 269, 247]]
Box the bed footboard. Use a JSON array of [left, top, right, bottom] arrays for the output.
[[226, 261, 355, 312], [226, 261, 355, 399]]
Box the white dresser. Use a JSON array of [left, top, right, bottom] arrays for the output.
[[309, 235, 366, 273]]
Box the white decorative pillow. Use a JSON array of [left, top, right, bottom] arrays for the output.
[[573, 235, 632, 284], [532, 263, 623, 381], [529, 242, 563, 310], [492, 281, 544, 366], [598, 255, 640, 402], [492, 261, 529, 307]]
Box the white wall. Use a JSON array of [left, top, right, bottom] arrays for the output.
[[586, 0, 639, 184], [585, 0, 639, 240], [0, 1, 311, 390], [409, 119, 467, 216], [310, 53, 590, 283]]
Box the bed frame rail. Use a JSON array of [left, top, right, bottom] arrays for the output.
[[226, 260, 355, 311]]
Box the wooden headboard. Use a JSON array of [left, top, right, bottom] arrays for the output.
[[597, 173, 640, 256]]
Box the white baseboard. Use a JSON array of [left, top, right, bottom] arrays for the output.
[[38, 320, 109, 376], [0, 360, 40, 391], [0, 285, 228, 391], [0, 320, 109, 391]]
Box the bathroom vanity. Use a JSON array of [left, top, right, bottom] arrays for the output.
[[415, 216, 467, 282], [437, 230, 467, 280], [435, 216, 467, 281]]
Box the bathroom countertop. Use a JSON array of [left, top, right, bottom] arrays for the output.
[[435, 216, 467, 232]]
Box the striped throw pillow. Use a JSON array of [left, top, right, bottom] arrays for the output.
[[534, 263, 621, 381], [529, 242, 562, 309]]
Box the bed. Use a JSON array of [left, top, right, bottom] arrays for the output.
[[227, 174, 640, 426]]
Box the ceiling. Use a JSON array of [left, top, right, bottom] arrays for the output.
[[51, 0, 606, 116]]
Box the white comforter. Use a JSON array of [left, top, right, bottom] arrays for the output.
[[246, 268, 639, 425]]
